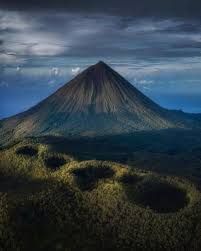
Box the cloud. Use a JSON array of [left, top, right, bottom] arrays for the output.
[[0, 11, 68, 60], [2, 11, 201, 64], [30, 43, 65, 56], [1, 10, 201, 96], [51, 67, 60, 76], [0, 53, 25, 65], [142, 86, 151, 90], [71, 67, 81, 75], [0, 10, 32, 30], [139, 80, 154, 85], [48, 79, 57, 86], [1, 0, 201, 19]]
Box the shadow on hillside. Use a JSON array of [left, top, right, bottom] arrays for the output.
[[29, 129, 201, 156], [0, 171, 50, 196], [44, 156, 66, 171], [16, 145, 38, 157], [25, 129, 201, 185], [72, 165, 115, 191], [2, 128, 201, 186]]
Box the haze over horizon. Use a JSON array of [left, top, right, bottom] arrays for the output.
[[1, 0, 201, 118]]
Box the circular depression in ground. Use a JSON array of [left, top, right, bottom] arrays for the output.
[[16, 145, 38, 157], [44, 156, 67, 171], [127, 177, 189, 213], [72, 165, 115, 191]]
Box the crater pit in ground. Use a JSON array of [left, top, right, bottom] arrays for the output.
[[126, 177, 189, 213], [16, 145, 38, 157], [72, 165, 115, 191], [44, 156, 67, 171]]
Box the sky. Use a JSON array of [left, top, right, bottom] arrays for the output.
[[1, 0, 201, 118]]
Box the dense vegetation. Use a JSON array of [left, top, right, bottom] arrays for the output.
[[0, 139, 201, 250]]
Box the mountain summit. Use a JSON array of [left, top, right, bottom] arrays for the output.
[[0, 61, 200, 143]]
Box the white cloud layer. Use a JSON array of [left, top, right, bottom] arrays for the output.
[[71, 67, 81, 75]]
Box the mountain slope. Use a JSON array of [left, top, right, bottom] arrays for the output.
[[0, 61, 200, 144]]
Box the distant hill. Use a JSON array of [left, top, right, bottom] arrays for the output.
[[1, 61, 201, 144]]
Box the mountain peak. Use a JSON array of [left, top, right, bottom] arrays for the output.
[[77, 60, 113, 85], [91, 61, 109, 70], [95, 60, 107, 66]]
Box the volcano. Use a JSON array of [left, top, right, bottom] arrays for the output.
[[0, 61, 200, 144]]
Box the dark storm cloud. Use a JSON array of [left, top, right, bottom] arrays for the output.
[[1, 9, 201, 98], [1, 0, 201, 18], [160, 23, 201, 33], [1, 12, 201, 64]]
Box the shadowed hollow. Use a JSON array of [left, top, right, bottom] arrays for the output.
[[16, 145, 38, 157], [72, 165, 115, 191], [129, 178, 189, 213]]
